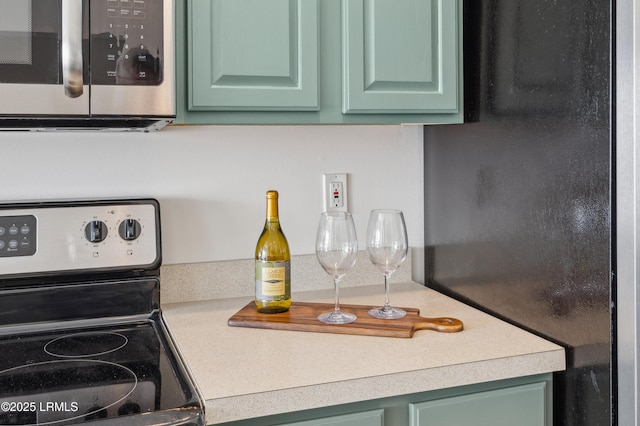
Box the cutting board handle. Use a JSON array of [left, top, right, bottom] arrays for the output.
[[414, 317, 464, 333]]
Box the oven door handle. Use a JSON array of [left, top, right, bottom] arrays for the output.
[[62, 0, 84, 98]]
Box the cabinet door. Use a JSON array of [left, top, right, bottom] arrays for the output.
[[189, 0, 319, 111], [342, 0, 459, 114], [409, 382, 547, 426], [281, 409, 384, 426]]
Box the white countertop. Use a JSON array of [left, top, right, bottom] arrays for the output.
[[162, 282, 565, 425]]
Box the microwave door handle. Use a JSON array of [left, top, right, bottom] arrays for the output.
[[62, 0, 83, 98]]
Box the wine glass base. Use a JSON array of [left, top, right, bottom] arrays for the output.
[[368, 307, 407, 319], [317, 311, 357, 324]]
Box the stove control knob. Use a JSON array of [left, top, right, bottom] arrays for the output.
[[84, 220, 108, 243], [118, 219, 141, 241]]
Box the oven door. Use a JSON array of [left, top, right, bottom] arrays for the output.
[[0, 0, 89, 116]]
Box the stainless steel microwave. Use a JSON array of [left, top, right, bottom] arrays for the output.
[[0, 0, 174, 131]]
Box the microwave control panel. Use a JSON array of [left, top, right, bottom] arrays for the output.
[[91, 0, 164, 86]]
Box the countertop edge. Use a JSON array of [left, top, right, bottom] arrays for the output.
[[204, 350, 565, 424]]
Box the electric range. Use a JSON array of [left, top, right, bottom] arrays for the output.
[[0, 199, 203, 425]]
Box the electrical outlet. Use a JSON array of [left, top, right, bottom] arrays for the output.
[[323, 173, 348, 212]]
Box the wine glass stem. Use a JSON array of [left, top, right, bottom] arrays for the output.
[[383, 274, 392, 312], [333, 278, 342, 316]]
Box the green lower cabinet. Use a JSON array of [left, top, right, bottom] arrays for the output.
[[281, 409, 384, 426], [409, 382, 547, 426], [213, 374, 553, 426]]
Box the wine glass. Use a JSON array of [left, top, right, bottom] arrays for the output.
[[366, 209, 408, 319], [315, 211, 358, 324]]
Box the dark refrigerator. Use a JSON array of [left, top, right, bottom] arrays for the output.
[[423, 1, 613, 425]]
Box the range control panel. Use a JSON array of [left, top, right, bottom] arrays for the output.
[[0, 200, 159, 277], [0, 215, 37, 258]]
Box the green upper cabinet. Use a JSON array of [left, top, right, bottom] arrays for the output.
[[189, 0, 319, 111], [176, 0, 463, 125], [342, 0, 458, 114]]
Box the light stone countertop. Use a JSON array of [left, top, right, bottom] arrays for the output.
[[162, 281, 566, 425]]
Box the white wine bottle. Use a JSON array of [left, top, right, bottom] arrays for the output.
[[255, 190, 291, 313]]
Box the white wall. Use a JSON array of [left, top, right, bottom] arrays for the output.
[[0, 125, 424, 270]]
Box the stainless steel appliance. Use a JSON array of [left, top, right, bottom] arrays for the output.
[[0, 199, 204, 425], [0, 0, 175, 131]]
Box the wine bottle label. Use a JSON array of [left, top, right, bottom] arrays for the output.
[[256, 260, 291, 299]]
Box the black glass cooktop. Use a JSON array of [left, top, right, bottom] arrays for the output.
[[0, 319, 202, 425]]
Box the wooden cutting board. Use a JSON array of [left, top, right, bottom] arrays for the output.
[[228, 301, 463, 338]]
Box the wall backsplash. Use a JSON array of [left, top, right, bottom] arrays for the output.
[[0, 125, 424, 278], [160, 250, 414, 304]]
